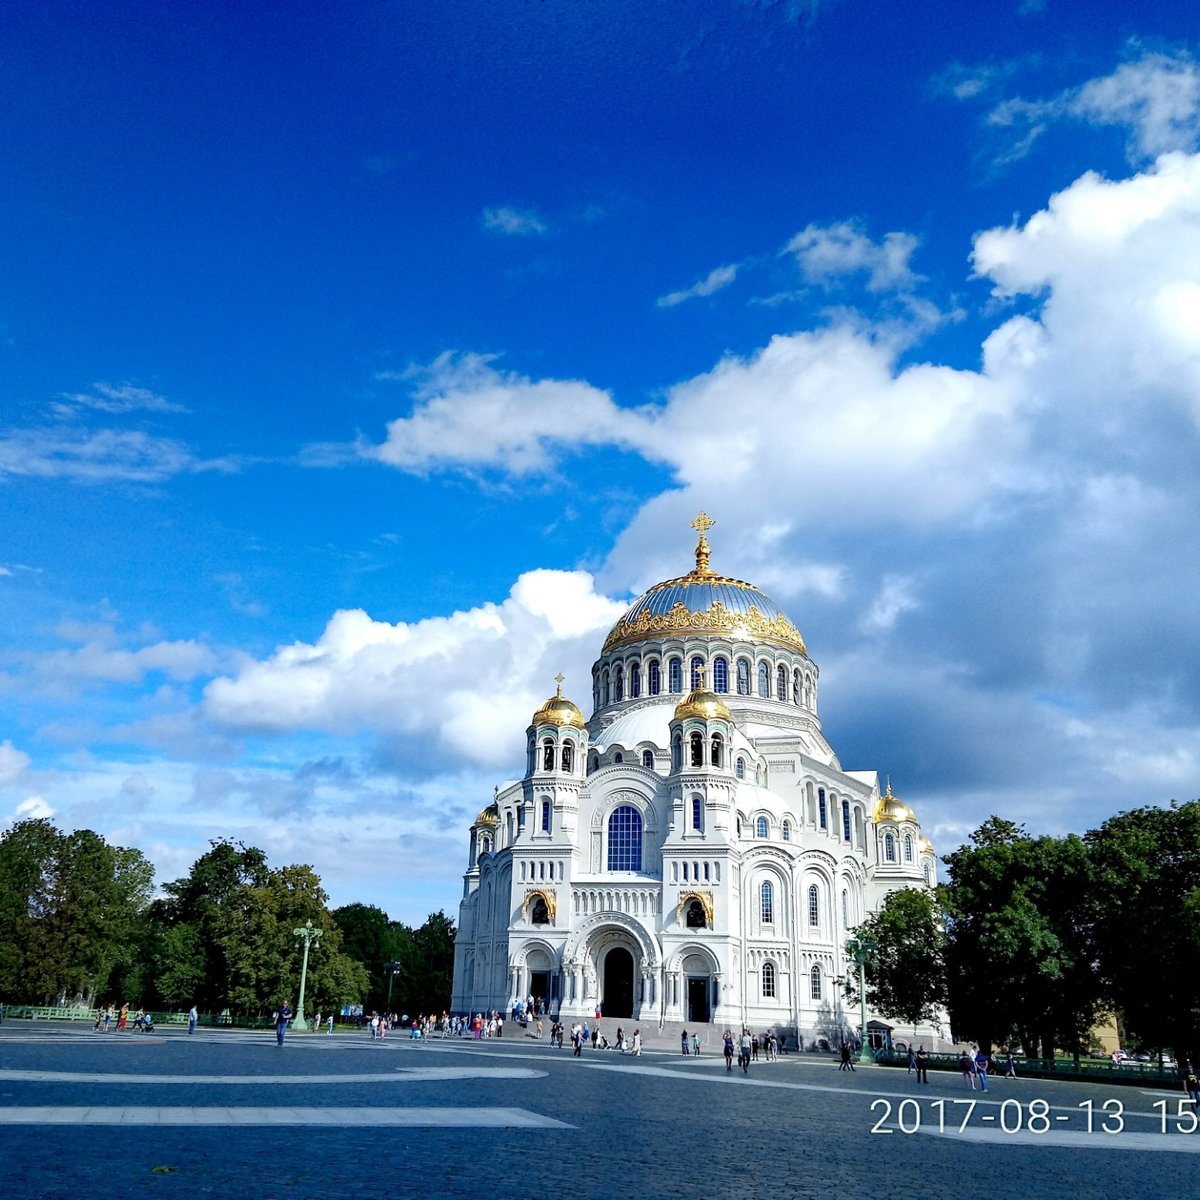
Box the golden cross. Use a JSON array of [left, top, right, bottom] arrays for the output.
[[691, 511, 715, 537], [690, 511, 715, 576], [554, 672, 565, 697]]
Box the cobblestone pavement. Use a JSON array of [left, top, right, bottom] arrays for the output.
[[0, 1024, 1196, 1199]]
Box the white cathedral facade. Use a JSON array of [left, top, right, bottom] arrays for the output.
[[451, 516, 942, 1046]]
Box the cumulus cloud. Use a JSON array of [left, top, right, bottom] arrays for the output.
[[657, 263, 740, 308], [10, 796, 55, 822], [481, 205, 549, 236], [985, 48, 1200, 164], [785, 221, 922, 293], [205, 568, 629, 767], [0, 740, 31, 788]]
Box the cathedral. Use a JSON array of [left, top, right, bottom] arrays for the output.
[[451, 515, 941, 1046]]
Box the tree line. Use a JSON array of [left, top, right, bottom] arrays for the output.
[[856, 800, 1200, 1067], [0, 819, 455, 1018]]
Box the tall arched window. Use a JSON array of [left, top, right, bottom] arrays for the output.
[[735, 757, 746, 779], [842, 800, 851, 841], [810, 965, 822, 1000], [692, 795, 703, 830], [648, 659, 661, 695], [795, 669, 803, 705], [541, 800, 551, 832], [841, 888, 849, 926], [607, 805, 643, 871], [588, 751, 599, 774], [542, 739, 554, 771], [630, 662, 641, 698], [690, 656, 704, 690], [760, 880, 774, 923], [689, 732, 703, 767], [756, 815, 769, 838], [818, 788, 827, 829], [777, 665, 788, 701], [480, 835, 492, 855], [713, 656, 729, 693], [808, 884, 819, 926], [885, 833, 896, 862], [668, 657, 683, 694], [762, 961, 776, 998], [710, 734, 723, 768], [561, 741, 573, 773], [923, 861, 932, 885], [904, 834, 914, 862], [642, 749, 654, 769], [736, 658, 751, 695], [614, 665, 624, 702], [602, 670, 610, 706], [757, 662, 770, 697], [531, 897, 549, 925], [672, 735, 682, 771], [782, 819, 792, 842]]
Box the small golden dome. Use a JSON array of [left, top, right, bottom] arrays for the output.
[[875, 780, 915, 824], [475, 803, 499, 828], [918, 835, 934, 853], [673, 672, 732, 723], [532, 674, 585, 728]]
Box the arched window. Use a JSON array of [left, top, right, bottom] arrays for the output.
[[735, 757, 746, 779], [613, 752, 623, 764], [686, 899, 706, 928], [762, 961, 776, 998], [818, 788, 827, 829], [808, 884, 819, 926], [668, 657, 683, 694], [777, 665, 788, 701], [713, 655, 729, 693], [542, 739, 554, 771], [736, 658, 751, 695], [614, 665, 624, 702], [588, 751, 599, 774], [648, 659, 660, 695], [531, 897, 549, 925], [904, 834, 914, 862], [782, 819, 791, 842], [795, 669, 803, 705], [885, 833, 896, 862], [602, 670, 610, 706], [692, 795, 703, 831], [561, 741, 573, 773], [541, 800, 551, 832], [480, 835, 492, 855], [672, 735, 682, 771], [842, 799, 851, 841], [690, 656, 704, 690], [642, 749, 654, 769], [841, 888, 849, 926], [689, 732, 703, 767], [760, 880, 774, 924], [923, 861, 932, 885], [710, 734, 723, 768], [630, 662, 641, 698], [756, 815, 769, 838], [810, 965, 822, 1000], [607, 805, 643, 871], [757, 662, 770, 697]]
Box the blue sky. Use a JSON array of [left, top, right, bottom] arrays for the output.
[[3, 1, 1200, 921]]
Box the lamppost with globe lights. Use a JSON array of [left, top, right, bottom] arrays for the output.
[[292, 919, 321, 1031], [384, 960, 403, 1015], [844, 934, 877, 1064]]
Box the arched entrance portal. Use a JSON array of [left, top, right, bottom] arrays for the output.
[[602, 946, 634, 1018]]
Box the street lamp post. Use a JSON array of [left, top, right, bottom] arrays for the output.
[[292, 919, 321, 1031], [384, 961, 402, 1015], [844, 934, 877, 1064]]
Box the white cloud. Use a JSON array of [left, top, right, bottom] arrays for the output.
[[52, 383, 186, 417], [205, 569, 629, 767], [785, 221, 922, 292], [0, 427, 198, 483], [481, 205, 549, 236], [861, 575, 920, 633], [657, 263, 740, 308], [0, 740, 31, 788], [10, 795, 55, 822]]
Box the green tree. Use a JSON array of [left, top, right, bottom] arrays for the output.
[[942, 817, 1102, 1057], [857, 886, 948, 1026], [1087, 800, 1200, 1066], [332, 902, 405, 1010]]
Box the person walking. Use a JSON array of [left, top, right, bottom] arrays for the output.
[[974, 1049, 990, 1093], [632, 1029, 642, 1057], [1004, 1050, 1016, 1078], [915, 1046, 930, 1084], [907, 1047, 917, 1074], [839, 1041, 856, 1072], [326, 1013, 334, 1035], [274, 1000, 293, 1047], [692, 1032, 701, 1056], [681, 1029, 689, 1056], [117, 1003, 129, 1032], [187, 1004, 198, 1036], [104, 1004, 113, 1032], [960, 1051, 976, 1089], [723, 1029, 735, 1072], [739, 1029, 752, 1074]]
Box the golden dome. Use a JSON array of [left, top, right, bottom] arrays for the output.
[[532, 674, 585, 728], [874, 781, 915, 824], [602, 513, 807, 656], [918, 835, 934, 853], [475, 803, 499, 828], [673, 667, 732, 722]]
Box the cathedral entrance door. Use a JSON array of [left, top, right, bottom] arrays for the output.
[[602, 947, 634, 1018], [529, 971, 550, 1004], [686, 977, 710, 1023]]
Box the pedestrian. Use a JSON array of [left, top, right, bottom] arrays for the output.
[[907, 1047, 917, 1074], [839, 1041, 856, 1072], [275, 1000, 293, 1047], [916, 1046, 929, 1084], [590, 1023, 598, 1050], [739, 1028, 752, 1073], [104, 1004, 113, 1032], [974, 1049, 990, 1093], [572, 1022, 583, 1056], [692, 1032, 700, 1056], [632, 1029, 642, 1057], [314, 1011, 322, 1033], [326, 1013, 334, 1035], [723, 1029, 735, 1072], [93, 1007, 102, 1032], [117, 1002, 129, 1032], [960, 1051, 976, 1089], [681, 1029, 689, 1056], [1004, 1050, 1016, 1078], [751, 1034, 759, 1062], [1184, 1063, 1200, 1106], [370, 1013, 379, 1039], [187, 1004, 198, 1036]]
